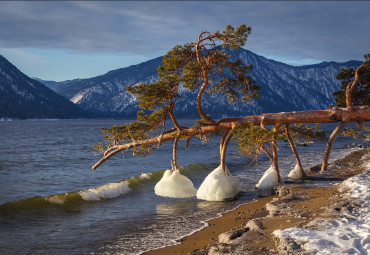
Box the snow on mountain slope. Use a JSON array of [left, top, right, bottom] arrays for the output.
[[50, 48, 361, 118]]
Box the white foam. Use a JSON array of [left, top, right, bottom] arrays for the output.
[[45, 194, 67, 204], [154, 169, 197, 198], [288, 164, 304, 180], [255, 165, 279, 190], [139, 173, 151, 180], [78, 181, 131, 201], [196, 165, 241, 201], [273, 169, 370, 254]]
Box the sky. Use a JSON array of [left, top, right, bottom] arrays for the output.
[[0, 1, 369, 82]]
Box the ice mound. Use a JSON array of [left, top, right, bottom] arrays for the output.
[[154, 169, 197, 198], [78, 181, 131, 201], [288, 164, 304, 180], [255, 165, 279, 196], [273, 169, 370, 254], [196, 165, 241, 201]]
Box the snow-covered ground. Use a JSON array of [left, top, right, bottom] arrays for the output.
[[273, 153, 370, 254]]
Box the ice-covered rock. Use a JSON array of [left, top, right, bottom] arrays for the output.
[[288, 164, 304, 180], [196, 165, 241, 201], [154, 169, 197, 198], [255, 165, 279, 196]]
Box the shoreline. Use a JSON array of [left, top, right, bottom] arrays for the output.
[[144, 148, 369, 255]]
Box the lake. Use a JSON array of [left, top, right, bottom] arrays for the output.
[[0, 119, 362, 254]]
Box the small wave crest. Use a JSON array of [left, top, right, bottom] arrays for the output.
[[0, 164, 209, 214], [78, 181, 131, 201], [0, 172, 156, 214]]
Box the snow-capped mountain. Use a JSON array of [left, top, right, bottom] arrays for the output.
[[0, 55, 88, 119], [46, 48, 362, 118]]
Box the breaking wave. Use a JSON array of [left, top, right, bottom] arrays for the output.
[[0, 164, 210, 214], [0, 172, 156, 213]]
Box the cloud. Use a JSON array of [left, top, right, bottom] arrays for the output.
[[0, 1, 369, 63]]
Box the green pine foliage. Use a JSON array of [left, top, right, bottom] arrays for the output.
[[94, 24, 261, 156], [232, 123, 278, 162], [342, 122, 369, 141], [232, 123, 326, 163], [334, 53, 370, 107], [288, 123, 326, 144], [333, 54, 369, 142]]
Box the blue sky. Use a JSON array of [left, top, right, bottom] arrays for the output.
[[0, 1, 369, 82]]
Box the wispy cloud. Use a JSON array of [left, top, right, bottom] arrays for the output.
[[0, 1, 369, 78]]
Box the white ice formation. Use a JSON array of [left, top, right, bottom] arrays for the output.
[[255, 165, 279, 189], [288, 163, 304, 180], [154, 169, 197, 198], [196, 165, 241, 201]]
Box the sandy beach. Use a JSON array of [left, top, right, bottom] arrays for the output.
[[145, 148, 370, 255]]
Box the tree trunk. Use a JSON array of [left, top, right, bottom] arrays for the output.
[[345, 61, 367, 107], [197, 70, 215, 124], [220, 131, 233, 173], [172, 137, 179, 170], [93, 106, 370, 170], [272, 125, 283, 183], [285, 124, 307, 179], [321, 121, 348, 172], [220, 129, 230, 152], [168, 102, 182, 131]]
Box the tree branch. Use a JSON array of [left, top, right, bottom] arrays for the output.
[[220, 130, 234, 172], [93, 106, 370, 170], [346, 61, 368, 107], [285, 124, 307, 179], [321, 121, 349, 172]]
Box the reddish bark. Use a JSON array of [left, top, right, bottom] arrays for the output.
[[345, 61, 367, 107], [272, 125, 283, 183], [220, 130, 233, 172], [92, 106, 370, 170], [321, 122, 348, 172], [285, 124, 307, 179], [172, 137, 179, 170]]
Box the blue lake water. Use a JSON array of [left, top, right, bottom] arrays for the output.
[[0, 119, 362, 254]]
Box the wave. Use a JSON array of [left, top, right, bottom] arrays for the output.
[[0, 172, 155, 214], [0, 164, 209, 214]]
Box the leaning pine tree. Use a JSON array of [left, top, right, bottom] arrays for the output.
[[92, 25, 370, 201]]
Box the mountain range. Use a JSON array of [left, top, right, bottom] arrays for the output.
[[1, 48, 361, 119], [0, 55, 87, 119]]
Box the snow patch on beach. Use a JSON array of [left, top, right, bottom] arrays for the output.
[[154, 169, 197, 198], [78, 181, 131, 201], [273, 169, 370, 254], [197, 165, 241, 201]]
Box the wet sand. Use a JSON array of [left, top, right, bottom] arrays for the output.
[[145, 148, 369, 255]]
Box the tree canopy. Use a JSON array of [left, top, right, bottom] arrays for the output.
[[93, 24, 261, 160], [334, 53, 370, 107], [92, 25, 370, 199]]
